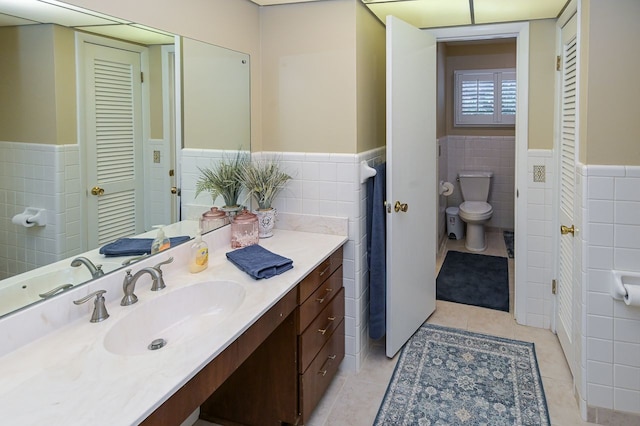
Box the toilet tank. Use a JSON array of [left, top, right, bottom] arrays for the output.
[[458, 170, 493, 202]]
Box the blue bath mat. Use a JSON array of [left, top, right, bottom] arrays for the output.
[[436, 251, 509, 312]]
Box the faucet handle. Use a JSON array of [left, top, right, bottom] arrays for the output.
[[121, 269, 138, 306], [151, 257, 173, 291], [94, 264, 105, 278], [154, 256, 174, 270], [73, 290, 109, 323]]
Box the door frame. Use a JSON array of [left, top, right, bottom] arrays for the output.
[[75, 32, 150, 251], [427, 22, 530, 325]]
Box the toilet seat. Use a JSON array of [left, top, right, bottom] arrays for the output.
[[459, 201, 493, 221]]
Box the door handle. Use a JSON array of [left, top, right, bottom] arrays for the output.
[[560, 224, 575, 236], [91, 186, 105, 196], [170, 186, 181, 195], [394, 201, 408, 213]]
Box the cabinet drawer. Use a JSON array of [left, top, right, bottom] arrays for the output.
[[299, 287, 345, 373], [298, 247, 343, 304], [298, 265, 342, 334], [299, 319, 345, 423]]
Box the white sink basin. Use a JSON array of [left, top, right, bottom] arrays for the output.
[[103, 280, 245, 356]]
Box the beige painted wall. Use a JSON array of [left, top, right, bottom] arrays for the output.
[[261, 0, 358, 154], [0, 25, 76, 145], [528, 20, 556, 151], [182, 38, 251, 150], [356, 3, 386, 153], [444, 40, 517, 137], [581, 0, 640, 165], [67, 0, 262, 150]]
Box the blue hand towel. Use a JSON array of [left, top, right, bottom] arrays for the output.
[[99, 236, 191, 256], [226, 245, 293, 279]]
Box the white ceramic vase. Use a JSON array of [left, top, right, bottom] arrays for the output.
[[254, 208, 276, 238]]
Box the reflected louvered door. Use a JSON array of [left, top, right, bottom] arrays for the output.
[[84, 43, 144, 248], [557, 13, 578, 377]]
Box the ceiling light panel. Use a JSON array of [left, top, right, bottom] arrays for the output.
[[366, 0, 471, 28], [474, 0, 566, 24]]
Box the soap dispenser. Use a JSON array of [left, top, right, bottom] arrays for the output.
[[189, 229, 209, 273], [151, 225, 171, 254]]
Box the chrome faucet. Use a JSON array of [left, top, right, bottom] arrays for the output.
[[120, 267, 161, 306], [71, 256, 104, 279]]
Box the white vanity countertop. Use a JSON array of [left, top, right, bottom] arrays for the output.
[[0, 229, 347, 425]]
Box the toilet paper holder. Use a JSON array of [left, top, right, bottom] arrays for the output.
[[611, 270, 640, 300], [12, 207, 47, 227]]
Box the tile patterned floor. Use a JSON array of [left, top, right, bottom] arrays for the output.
[[195, 230, 596, 426]]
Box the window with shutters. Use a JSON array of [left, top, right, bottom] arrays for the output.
[[454, 68, 516, 127]]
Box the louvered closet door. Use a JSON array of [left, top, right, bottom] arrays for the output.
[[556, 12, 578, 377], [84, 43, 144, 248]]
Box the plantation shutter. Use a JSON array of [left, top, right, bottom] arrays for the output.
[[455, 69, 515, 126], [558, 32, 578, 341], [457, 73, 495, 123], [501, 71, 517, 116], [83, 42, 144, 249]]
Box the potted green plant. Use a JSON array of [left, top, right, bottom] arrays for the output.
[[195, 151, 249, 215], [239, 157, 291, 238]]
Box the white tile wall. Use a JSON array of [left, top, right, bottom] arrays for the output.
[[444, 135, 515, 230], [524, 150, 554, 329], [0, 142, 82, 280], [180, 147, 385, 372], [582, 164, 640, 415]]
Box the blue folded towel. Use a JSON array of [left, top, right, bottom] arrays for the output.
[[99, 236, 191, 256], [226, 245, 293, 279]]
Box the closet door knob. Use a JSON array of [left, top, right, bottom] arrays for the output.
[[560, 224, 575, 236], [91, 186, 105, 196], [394, 201, 408, 213]]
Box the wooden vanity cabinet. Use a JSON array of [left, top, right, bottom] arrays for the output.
[[201, 246, 344, 426]]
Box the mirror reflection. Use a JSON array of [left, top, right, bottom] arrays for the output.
[[0, 0, 251, 318]]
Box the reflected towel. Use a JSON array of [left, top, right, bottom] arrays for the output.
[[226, 245, 293, 279], [99, 236, 191, 256]]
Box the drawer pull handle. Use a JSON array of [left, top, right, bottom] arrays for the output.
[[318, 354, 338, 377], [315, 288, 334, 303], [318, 316, 336, 335], [318, 263, 331, 277]]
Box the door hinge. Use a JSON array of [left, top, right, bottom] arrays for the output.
[[552, 279, 557, 295], [556, 55, 561, 71], [141, 72, 144, 83]]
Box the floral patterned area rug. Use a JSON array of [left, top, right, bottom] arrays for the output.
[[374, 324, 550, 426]]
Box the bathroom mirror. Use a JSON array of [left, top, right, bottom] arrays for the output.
[[0, 0, 251, 318]]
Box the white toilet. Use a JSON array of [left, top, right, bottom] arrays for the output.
[[457, 170, 494, 252]]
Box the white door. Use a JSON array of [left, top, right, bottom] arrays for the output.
[[386, 16, 437, 357], [81, 41, 145, 248], [555, 12, 578, 376]]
